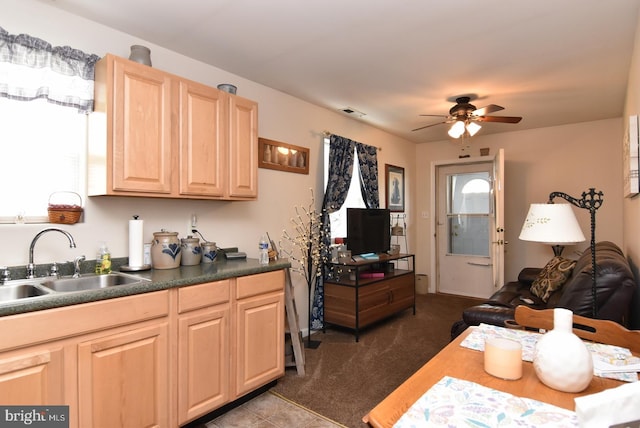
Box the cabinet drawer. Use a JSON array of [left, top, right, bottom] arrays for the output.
[[236, 270, 284, 299], [0, 290, 169, 352], [178, 280, 230, 313]]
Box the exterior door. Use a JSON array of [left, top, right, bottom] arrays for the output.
[[434, 150, 505, 298]]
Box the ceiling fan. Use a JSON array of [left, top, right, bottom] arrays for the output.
[[412, 95, 522, 138]]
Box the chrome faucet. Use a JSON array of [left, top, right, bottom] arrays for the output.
[[0, 266, 10, 284], [73, 255, 86, 278], [27, 228, 77, 279]]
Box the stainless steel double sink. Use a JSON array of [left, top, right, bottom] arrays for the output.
[[0, 272, 150, 303]]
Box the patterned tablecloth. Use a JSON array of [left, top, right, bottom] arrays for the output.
[[460, 324, 639, 382], [393, 376, 578, 428]]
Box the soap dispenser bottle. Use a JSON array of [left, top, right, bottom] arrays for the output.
[[95, 242, 112, 274]]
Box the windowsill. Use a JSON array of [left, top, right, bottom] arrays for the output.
[[0, 216, 50, 224]]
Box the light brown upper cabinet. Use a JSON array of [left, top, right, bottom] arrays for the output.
[[89, 54, 258, 200]]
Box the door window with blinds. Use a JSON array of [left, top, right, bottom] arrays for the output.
[[0, 98, 87, 223], [447, 172, 492, 257]]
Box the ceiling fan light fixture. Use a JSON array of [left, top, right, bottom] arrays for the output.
[[413, 96, 522, 137], [448, 120, 465, 138], [466, 121, 482, 136]]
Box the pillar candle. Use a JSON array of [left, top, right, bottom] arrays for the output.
[[484, 337, 523, 380]]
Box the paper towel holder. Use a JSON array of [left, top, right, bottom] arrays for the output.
[[121, 214, 152, 272]]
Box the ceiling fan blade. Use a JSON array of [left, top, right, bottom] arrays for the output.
[[411, 121, 448, 132], [473, 104, 504, 116], [476, 115, 522, 124], [419, 114, 449, 118]]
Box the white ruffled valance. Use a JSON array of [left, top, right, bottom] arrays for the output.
[[0, 26, 100, 113]]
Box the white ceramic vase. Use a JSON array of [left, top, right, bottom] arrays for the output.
[[533, 308, 593, 392]]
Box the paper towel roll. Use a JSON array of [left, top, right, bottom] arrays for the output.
[[128, 217, 144, 268]]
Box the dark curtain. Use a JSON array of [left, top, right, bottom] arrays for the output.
[[0, 26, 100, 113], [310, 134, 378, 330], [356, 143, 380, 208]]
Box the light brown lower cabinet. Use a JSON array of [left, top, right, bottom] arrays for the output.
[[235, 272, 285, 397], [0, 344, 65, 405], [78, 322, 170, 428], [0, 269, 285, 428], [177, 280, 231, 425]]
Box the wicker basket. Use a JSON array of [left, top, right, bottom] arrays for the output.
[[48, 192, 83, 224]]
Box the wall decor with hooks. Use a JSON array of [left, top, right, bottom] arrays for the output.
[[390, 214, 408, 264]]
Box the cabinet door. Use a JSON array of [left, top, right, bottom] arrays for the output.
[[227, 94, 258, 198], [235, 292, 284, 397], [358, 282, 394, 327], [77, 323, 169, 428], [387, 274, 415, 313], [178, 80, 226, 197], [0, 345, 65, 405], [178, 305, 230, 424], [112, 57, 173, 194]]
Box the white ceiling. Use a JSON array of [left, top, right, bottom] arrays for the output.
[[41, 0, 639, 143]]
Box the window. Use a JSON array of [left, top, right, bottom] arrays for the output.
[[323, 139, 366, 240], [447, 172, 491, 256], [0, 98, 87, 223]]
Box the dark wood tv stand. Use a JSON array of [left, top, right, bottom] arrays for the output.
[[323, 253, 415, 341]]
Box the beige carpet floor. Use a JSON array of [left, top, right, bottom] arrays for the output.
[[272, 293, 481, 428]]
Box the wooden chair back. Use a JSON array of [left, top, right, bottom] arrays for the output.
[[514, 305, 640, 354]]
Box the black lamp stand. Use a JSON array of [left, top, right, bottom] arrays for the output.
[[547, 188, 603, 318]]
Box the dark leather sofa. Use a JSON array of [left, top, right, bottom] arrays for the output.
[[452, 241, 637, 339]]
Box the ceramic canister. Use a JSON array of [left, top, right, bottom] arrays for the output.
[[180, 235, 201, 266], [201, 241, 218, 263], [151, 230, 181, 269], [129, 45, 152, 66]]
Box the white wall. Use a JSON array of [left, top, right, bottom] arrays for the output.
[[623, 5, 640, 329], [416, 118, 624, 289], [1, 0, 417, 333], [2, 0, 633, 330]]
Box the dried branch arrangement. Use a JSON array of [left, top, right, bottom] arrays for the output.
[[279, 189, 328, 292]]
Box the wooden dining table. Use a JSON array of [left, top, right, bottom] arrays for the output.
[[364, 328, 632, 428]]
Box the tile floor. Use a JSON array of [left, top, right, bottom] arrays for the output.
[[205, 391, 345, 428]]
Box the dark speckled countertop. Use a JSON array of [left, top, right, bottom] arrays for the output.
[[0, 257, 291, 317]]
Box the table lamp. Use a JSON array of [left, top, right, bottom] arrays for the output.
[[519, 203, 586, 256], [519, 188, 603, 317]]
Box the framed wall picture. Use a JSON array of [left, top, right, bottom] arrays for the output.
[[258, 137, 310, 174], [623, 115, 639, 198], [385, 164, 405, 212]]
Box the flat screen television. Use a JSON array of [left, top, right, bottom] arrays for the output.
[[346, 208, 391, 256]]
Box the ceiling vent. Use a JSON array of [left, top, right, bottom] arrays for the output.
[[340, 107, 366, 118]]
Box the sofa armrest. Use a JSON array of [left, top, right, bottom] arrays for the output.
[[462, 279, 547, 328], [462, 304, 515, 327], [517, 267, 542, 285]]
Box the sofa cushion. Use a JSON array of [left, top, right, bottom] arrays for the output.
[[530, 256, 577, 302], [557, 241, 636, 323]]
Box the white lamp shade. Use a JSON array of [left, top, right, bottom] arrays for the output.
[[466, 121, 482, 136], [519, 203, 586, 245], [448, 121, 465, 138]]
